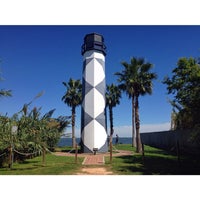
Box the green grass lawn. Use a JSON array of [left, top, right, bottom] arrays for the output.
[[106, 144, 200, 175], [0, 153, 84, 175], [1, 144, 200, 175]]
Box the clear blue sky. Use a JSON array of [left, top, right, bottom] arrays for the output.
[[1, 25, 200, 135]]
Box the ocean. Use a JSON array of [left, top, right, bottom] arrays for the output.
[[57, 137, 132, 147]]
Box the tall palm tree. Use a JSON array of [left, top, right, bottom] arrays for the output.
[[115, 57, 157, 152], [115, 59, 137, 147], [62, 78, 82, 148], [106, 84, 121, 144]]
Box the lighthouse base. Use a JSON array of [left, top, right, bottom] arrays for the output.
[[81, 141, 108, 153]]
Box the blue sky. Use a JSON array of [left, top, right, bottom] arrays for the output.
[[1, 25, 200, 136]]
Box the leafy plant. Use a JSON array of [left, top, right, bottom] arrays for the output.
[[163, 57, 200, 129]]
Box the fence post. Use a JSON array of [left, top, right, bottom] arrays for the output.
[[42, 147, 46, 166], [110, 141, 112, 163], [142, 143, 145, 164], [176, 140, 181, 167], [8, 145, 12, 169], [75, 144, 78, 164]]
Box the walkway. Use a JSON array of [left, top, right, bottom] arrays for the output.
[[54, 150, 133, 175], [82, 154, 104, 165], [78, 154, 111, 175], [54, 149, 132, 165]]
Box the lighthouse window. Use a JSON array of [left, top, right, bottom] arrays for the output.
[[94, 35, 102, 42]]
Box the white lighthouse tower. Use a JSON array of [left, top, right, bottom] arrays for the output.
[[81, 33, 108, 153]]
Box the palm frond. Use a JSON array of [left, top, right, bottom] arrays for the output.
[[42, 109, 56, 120], [0, 89, 12, 97]]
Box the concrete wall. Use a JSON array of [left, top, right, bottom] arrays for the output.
[[140, 130, 199, 153]]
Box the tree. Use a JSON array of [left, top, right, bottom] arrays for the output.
[[0, 71, 12, 98], [163, 57, 200, 129], [0, 90, 70, 167], [0, 115, 13, 167], [106, 84, 121, 144], [115, 57, 157, 152], [0, 89, 12, 97], [62, 78, 82, 148]]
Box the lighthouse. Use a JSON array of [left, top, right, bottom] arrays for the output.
[[81, 33, 108, 153]]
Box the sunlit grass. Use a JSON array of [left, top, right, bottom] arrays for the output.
[[0, 153, 84, 175]]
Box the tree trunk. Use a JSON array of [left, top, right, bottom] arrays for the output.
[[72, 106, 76, 148], [135, 95, 142, 153], [75, 143, 78, 164], [110, 140, 113, 163], [109, 105, 113, 163], [132, 96, 136, 147], [109, 105, 114, 144]]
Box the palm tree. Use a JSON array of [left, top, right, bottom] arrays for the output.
[[115, 59, 137, 147], [0, 70, 12, 98], [115, 57, 157, 152], [62, 78, 82, 148], [106, 84, 121, 145], [0, 89, 12, 97]]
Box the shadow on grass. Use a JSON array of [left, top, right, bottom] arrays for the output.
[[144, 149, 174, 156], [0, 164, 43, 172], [18, 160, 40, 164], [9, 166, 42, 171], [112, 153, 200, 175], [61, 149, 82, 154]]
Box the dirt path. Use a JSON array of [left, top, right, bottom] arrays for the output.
[[76, 166, 113, 175], [79, 154, 112, 175]]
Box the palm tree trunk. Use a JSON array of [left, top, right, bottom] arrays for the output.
[[72, 106, 76, 148], [135, 95, 142, 153], [109, 105, 114, 143], [132, 96, 136, 147], [109, 105, 114, 162]]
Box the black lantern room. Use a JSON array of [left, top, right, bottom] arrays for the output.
[[81, 33, 106, 56]]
